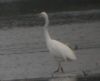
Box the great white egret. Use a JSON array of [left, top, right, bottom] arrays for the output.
[[39, 12, 77, 73]]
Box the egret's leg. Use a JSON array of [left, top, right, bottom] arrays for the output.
[[52, 62, 64, 78], [53, 65, 60, 73], [59, 62, 64, 73], [54, 62, 64, 73], [52, 63, 60, 77], [60, 65, 64, 73]]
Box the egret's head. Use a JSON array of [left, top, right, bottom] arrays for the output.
[[38, 11, 49, 27], [39, 12, 48, 18]]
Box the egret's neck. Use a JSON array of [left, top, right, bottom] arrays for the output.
[[43, 14, 51, 41], [44, 14, 49, 27]]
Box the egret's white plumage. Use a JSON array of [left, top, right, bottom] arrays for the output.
[[39, 12, 77, 73]]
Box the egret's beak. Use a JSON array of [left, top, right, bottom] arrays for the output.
[[34, 13, 39, 17], [33, 12, 40, 17], [36, 13, 39, 16], [37, 13, 42, 18]]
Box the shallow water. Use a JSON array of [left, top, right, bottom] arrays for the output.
[[0, 22, 100, 55], [0, 14, 100, 80]]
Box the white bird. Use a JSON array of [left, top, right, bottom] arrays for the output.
[[39, 12, 77, 73]]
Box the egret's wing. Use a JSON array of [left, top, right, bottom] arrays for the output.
[[51, 39, 77, 60]]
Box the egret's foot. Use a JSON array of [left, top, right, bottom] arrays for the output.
[[53, 69, 59, 74], [51, 69, 59, 77], [53, 66, 64, 74], [51, 68, 65, 78], [51, 71, 58, 78]]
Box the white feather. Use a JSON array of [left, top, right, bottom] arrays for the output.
[[40, 12, 77, 72], [48, 39, 76, 61]]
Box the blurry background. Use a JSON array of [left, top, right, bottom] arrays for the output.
[[0, 0, 100, 16]]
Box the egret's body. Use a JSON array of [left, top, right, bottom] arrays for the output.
[[40, 12, 77, 73]]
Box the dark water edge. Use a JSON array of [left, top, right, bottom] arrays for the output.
[[0, 0, 100, 16], [2, 74, 100, 81], [0, 9, 100, 29], [77, 74, 100, 81]]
